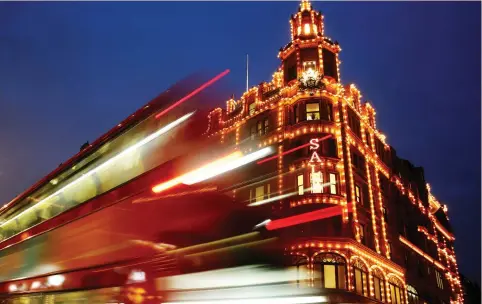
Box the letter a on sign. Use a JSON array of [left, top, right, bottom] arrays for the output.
[[310, 151, 322, 163]]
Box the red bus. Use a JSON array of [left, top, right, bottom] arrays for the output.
[[0, 71, 280, 303]]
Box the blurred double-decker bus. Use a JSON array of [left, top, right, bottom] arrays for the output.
[[0, 71, 289, 304]]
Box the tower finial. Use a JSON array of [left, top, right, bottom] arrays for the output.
[[300, 0, 312, 12]]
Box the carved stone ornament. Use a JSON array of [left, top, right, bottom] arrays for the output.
[[299, 69, 325, 92]]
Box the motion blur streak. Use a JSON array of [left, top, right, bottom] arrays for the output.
[[168, 232, 260, 255], [184, 238, 276, 258], [153, 147, 274, 193], [152, 152, 242, 193], [248, 191, 297, 207], [160, 265, 326, 303], [0, 111, 195, 228], [266, 204, 352, 230], [256, 135, 331, 165], [138, 187, 218, 202], [182, 147, 274, 185], [155, 69, 230, 119], [162, 296, 327, 304]]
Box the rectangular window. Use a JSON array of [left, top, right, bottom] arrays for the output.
[[323, 265, 336, 289], [355, 269, 362, 294], [390, 285, 396, 304], [303, 61, 316, 72], [264, 119, 269, 134], [337, 265, 346, 289], [310, 171, 323, 194], [436, 271, 444, 289], [267, 183, 271, 199], [306, 102, 320, 120], [395, 286, 401, 304], [257, 121, 263, 136], [322, 48, 338, 81], [374, 277, 381, 300], [362, 272, 368, 296], [355, 185, 361, 203], [255, 186, 264, 202], [329, 173, 337, 194], [320, 100, 333, 121], [250, 125, 256, 140], [249, 102, 256, 115], [297, 174, 304, 195], [360, 224, 366, 245]]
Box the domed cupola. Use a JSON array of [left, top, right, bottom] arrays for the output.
[[279, 0, 341, 87]]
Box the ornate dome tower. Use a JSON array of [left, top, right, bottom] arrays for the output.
[[279, 0, 341, 88]]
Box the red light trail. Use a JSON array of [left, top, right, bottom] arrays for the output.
[[266, 203, 353, 231], [256, 134, 331, 165], [155, 69, 230, 119]]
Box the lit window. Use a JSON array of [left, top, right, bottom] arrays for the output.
[[257, 121, 263, 136], [297, 174, 304, 195], [306, 102, 320, 120], [329, 173, 337, 194], [310, 171, 323, 194], [355, 185, 361, 203], [313, 24, 318, 34], [389, 283, 402, 304], [436, 270, 444, 289], [249, 102, 256, 115], [297, 26, 301, 36], [373, 276, 383, 301], [303, 23, 311, 35], [264, 119, 269, 134], [267, 183, 271, 199], [313, 253, 346, 290], [255, 186, 264, 202], [354, 266, 368, 297], [303, 61, 316, 72], [407, 285, 419, 304]]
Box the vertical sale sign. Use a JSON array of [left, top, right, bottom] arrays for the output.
[[309, 138, 323, 193], [308, 135, 331, 194]]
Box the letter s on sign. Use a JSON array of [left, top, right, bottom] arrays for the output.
[[310, 138, 320, 150]]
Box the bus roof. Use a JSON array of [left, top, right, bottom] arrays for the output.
[[0, 71, 228, 216]]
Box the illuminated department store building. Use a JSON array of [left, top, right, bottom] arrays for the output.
[[206, 1, 463, 304]]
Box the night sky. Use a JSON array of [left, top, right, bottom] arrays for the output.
[[0, 1, 480, 283]]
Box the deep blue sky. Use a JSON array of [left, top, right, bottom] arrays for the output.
[[0, 1, 480, 283]]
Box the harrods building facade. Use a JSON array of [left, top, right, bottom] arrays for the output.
[[206, 1, 463, 304]]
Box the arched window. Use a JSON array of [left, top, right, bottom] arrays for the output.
[[352, 259, 369, 297], [388, 276, 405, 304], [407, 285, 419, 304], [313, 253, 346, 289], [371, 267, 386, 302], [290, 254, 310, 287]]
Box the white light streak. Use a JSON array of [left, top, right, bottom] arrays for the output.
[[162, 296, 327, 304], [182, 147, 274, 185], [253, 219, 271, 229], [248, 192, 297, 207], [0, 112, 194, 229]]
